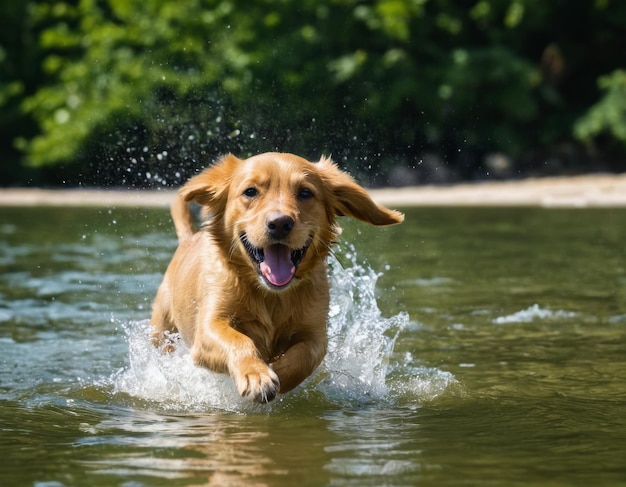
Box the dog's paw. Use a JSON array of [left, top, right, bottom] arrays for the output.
[[232, 359, 280, 404], [151, 330, 179, 354]]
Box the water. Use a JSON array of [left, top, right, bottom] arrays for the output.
[[1, 205, 625, 486]]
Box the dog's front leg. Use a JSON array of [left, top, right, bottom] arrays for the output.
[[191, 318, 280, 404], [271, 332, 327, 394]]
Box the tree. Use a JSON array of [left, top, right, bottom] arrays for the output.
[[18, 0, 251, 186], [2, 0, 626, 187], [575, 69, 626, 158], [0, 0, 44, 184]]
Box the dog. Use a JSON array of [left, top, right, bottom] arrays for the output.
[[151, 152, 403, 403]]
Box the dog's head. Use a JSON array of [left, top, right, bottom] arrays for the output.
[[179, 152, 403, 291]]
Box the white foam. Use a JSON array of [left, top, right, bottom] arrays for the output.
[[113, 320, 247, 412], [111, 245, 459, 411], [493, 304, 577, 324]]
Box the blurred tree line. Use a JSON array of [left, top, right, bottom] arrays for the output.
[[1, 0, 626, 187]]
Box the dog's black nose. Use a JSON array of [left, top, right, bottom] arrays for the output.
[[266, 214, 294, 239]]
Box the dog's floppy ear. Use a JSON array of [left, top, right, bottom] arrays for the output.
[[179, 153, 242, 209], [317, 156, 404, 226], [170, 154, 242, 241]]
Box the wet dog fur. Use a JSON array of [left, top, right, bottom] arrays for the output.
[[151, 152, 403, 403]]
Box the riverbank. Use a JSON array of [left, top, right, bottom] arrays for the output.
[[1, 173, 625, 208]]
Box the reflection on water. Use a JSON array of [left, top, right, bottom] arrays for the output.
[[77, 410, 329, 486], [1, 206, 625, 486]]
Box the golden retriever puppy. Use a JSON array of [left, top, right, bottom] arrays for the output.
[[151, 152, 403, 403]]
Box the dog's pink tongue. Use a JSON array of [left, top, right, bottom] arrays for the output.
[[260, 244, 295, 287]]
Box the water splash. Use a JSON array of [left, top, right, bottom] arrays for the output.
[[113, 321, 244, 412], [111, 244, 458, 412], [493, 304, 578, 324], [315, 244, 410, 402]]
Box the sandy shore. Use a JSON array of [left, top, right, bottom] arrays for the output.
[[1, 173, 625, 208]]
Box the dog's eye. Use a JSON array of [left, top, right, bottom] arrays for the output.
[[243, 187, 258, 198], [298, 187, 314, 200]]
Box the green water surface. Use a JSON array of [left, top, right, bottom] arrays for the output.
[[0, 205, 625, 486]]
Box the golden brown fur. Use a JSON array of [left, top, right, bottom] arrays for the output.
[[151, 152, 403, 403]]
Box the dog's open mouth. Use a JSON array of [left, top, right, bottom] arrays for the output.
[[241, 235, 311, 288]]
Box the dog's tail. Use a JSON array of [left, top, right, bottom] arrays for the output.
[[170, 193, 196, 242]]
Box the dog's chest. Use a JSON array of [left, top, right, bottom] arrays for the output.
[[232, 302, 303, 361]]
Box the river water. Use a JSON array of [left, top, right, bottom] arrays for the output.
[[1, 205, 625, 486]]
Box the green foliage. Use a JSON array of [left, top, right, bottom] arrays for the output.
[[1, 0, 626, 186], [17, 0, 246, 183], [575, 69, 626, 144]]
